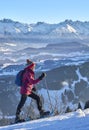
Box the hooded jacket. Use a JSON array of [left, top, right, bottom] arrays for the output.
[[20, 63, 40, 95]]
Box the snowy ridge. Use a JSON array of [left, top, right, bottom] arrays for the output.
[[0, 19, 89, 40], [0, 109, 89, 130]]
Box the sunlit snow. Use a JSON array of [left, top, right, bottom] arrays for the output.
[[0, 109, 89, 130]]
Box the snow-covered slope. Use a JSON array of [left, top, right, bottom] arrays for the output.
[[0, 109, 89, 130], [0, 19, 89, 40]]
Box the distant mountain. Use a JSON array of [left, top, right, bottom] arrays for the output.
[[0, 19, 89, 42]]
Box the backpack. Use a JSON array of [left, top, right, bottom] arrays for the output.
[[15, 69, 25, 87]]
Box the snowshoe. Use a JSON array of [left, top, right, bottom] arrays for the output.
[[10, 118, 25, 125], [15, 116, 25, 124], [15, 119, 25, 123], [40, 111, 50, 118]]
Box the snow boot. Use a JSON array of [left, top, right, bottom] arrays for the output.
[[15, 114, 25, 123], [40, 110, 50, 117]]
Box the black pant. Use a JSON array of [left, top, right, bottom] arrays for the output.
[[16, 92, 42, 116]]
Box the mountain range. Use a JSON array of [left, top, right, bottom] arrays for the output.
[[0, 19, 89, 43]]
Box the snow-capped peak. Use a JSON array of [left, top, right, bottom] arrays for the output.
[[0, 18, 89, 40], [67, 24, 76, 33]]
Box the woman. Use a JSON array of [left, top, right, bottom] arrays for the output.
[[15, 59, 45, 123]]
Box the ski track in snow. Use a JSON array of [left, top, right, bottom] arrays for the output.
[[0, 109, 89, 130]]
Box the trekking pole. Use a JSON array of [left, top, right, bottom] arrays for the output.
[[44, 76, 54, 113]]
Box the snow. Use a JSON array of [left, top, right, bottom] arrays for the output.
[[0, 19, 89, 39], [0, 109, 89, 130], [67, 24, 76, 33], [5, 43, 17, 47], [0, 47, 11, 52]]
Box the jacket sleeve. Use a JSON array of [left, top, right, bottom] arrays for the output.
[[28, 77, 40, 84], [27, 73, 40, 85]]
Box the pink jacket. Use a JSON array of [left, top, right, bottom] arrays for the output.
[[20, 65, 40, 95]]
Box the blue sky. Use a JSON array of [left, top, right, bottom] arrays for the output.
[[0, 0, 89, 24]]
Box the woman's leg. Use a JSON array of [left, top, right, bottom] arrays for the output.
[[28, 92, 42, 111], [15, 94, 27, 120]]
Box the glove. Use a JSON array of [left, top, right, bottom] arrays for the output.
[[39, 72, 46, 80], [32, 86, 36, 91]]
